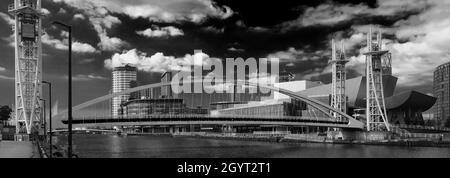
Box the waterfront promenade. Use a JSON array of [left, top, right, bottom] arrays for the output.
[[0, 141, 39, 158]]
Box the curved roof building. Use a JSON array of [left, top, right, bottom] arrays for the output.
[[385, 90, 436, 111], [298, 75, 398, 108], [297, 75, 436, 125]]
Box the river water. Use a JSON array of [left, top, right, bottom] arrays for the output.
[[55, 135, 450, 158]]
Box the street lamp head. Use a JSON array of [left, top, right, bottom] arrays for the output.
[[51, 21, 71, 29]]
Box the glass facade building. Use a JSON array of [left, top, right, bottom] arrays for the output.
[[112, 65, 137, 118], [433, 62, 450, 126], [216, 99, 307, 117], [123, 98, 208, 117]]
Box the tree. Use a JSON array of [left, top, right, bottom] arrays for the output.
[[0, 105, 13, 122]]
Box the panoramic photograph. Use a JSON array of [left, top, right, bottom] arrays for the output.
[[1, 0, 450, 164]]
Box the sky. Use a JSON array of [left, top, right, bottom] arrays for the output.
[[0, 0, 449, 113]]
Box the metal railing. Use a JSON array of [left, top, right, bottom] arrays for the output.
[[393, 124, 450, 132]]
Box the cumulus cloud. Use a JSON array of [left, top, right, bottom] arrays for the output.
[[58, 8, 67, 14], [41, 8, 51, 16], [104, 49, 220, 73], [341, 0, 450, 87], [51, 0, 233, 24], [50, 0, 233, 51], [42, 34, 98, 53], [97, 31, 128, 52], [51, 0, 126, 52], [73, 13, 85, 20], [136, 26, 184, 38]]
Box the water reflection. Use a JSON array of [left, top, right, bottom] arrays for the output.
[[57, 135, 450, 158]]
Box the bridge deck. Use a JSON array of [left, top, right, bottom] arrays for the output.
[[63, 115, 360, 129]]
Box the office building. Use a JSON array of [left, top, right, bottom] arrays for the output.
[[112, 64, 137, 117], [433, 62, 450, 126]]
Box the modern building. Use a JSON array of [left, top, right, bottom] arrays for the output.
[[213, 74, 436, 127], [161, 71, 178, 99], [297, 75, 436, 125], [112, 65, 137, 118], [433, 62, 450, 126], [162, 70, 270, 109], [272, 80, 322, 100], [122, 98, 208, 117], [212, 99, 306, 117]]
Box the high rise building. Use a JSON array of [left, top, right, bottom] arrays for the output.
[[433, 62, 450, 126], [8, 0, 43, 135], [112, 65, 137, 117]]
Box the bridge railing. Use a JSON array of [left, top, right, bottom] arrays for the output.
[[393, 124, 450, 132]]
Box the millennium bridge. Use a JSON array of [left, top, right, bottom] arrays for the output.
[[54, 81, 365, 130]]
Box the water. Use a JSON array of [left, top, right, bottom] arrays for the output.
[[55, 135, 450, 158]]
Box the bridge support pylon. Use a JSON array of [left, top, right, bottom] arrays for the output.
[[329, 39, 349, 123], [8, 0, 44, 137], [363, 26, 391, 132]]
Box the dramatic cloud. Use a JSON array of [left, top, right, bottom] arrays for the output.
[[279, 0, 430, 31], [41, 8, 51, 16], [41, 34, 98, 53], [49, 0, 233, 52], [343, 0, 450, 87], [104, 49, 220, 73], [97, 31, 128, 52], [267, 47, 325, 63], [51, 0, 126, 52], [136, 26, 184, 38], [301, 66, 332, 81], [51, 0, 233, 23]]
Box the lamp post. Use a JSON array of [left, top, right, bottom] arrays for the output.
[[51, 21, 72, 158], [42, 81, 52, 158], [39, 99, 46, 141]]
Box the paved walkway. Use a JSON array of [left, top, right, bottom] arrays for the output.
[[0, 141, 40, 158]]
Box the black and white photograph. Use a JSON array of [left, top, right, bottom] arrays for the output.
[[1, 0, 450, 165]]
